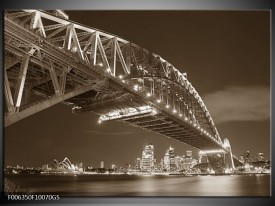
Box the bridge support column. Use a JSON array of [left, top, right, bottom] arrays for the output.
[[200, 144, 235, 174], [4, 69, 15, 114], [223, 138, 235, 172], [14, 54, 30, 112], [206, 151, 235, 174]]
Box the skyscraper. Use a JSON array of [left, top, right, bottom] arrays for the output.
[[163, 151, 170, 171], [168, 146, 175, 171], [136, 158, 141, 170], [100, 161, 104, 169], [141, 144, 154, 172]]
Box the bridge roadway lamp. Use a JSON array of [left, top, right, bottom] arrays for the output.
[[199, 149, 226, 155], [98, 105, 158, 122]]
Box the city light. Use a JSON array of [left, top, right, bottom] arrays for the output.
[[151, 109, 158, 115], [156, 99, 161, 103], [172, 109, 177, 113], [184, 117, 188, 121], [179, 113, 183, 117], [146, 92, 152, 97], [106, 68, 111, 72], [133, 84, 139, 91], [118, 75, 123, 79], [98, 63, 103, 66], [99, 105, 157, 122], [166, 105, 170, 108], [199, 149, 226, 155]]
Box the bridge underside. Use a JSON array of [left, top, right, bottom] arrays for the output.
[[71, 95, 225, 151], [4, 10, 243, 169]]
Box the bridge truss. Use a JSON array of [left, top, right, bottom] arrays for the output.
[[4, 10, 242, 168]]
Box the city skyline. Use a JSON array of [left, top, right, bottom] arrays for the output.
[[5, 10, 270, 168], [6, 144, 270, 174]]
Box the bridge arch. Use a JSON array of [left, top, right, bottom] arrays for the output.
[[4, 10, 242, 170]]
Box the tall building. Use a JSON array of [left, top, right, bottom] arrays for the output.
[[136, 158, 141, 170], [175, 156, 184, 171], [163, 151, 170, 171], [162, 146, 176, 172], [100, 161, 104, 169], [160, 158, 164, 171], [168, 146, 175, 171], [141, 144, 155, 172]]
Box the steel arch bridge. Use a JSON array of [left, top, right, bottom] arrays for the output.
[[4, 10, 242, 172]]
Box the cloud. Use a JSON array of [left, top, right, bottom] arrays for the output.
[[86, 130, 134, 136], [202, 86, 270, 124]]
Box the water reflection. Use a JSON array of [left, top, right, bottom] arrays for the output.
[[6, 174, 270, 196]]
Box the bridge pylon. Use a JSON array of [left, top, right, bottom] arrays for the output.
[[223, 138, 235, 172], [199, 138, 235, 174]]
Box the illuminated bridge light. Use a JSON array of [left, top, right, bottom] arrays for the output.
[[199, 149, 226, 155], [133, 84, 139, 91], [151, 109, 157, 115], [146, 92, 152, 97], [99, 105, 157, 122], [106, 68, 111, 72]]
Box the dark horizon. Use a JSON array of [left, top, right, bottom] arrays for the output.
[[4, 10, 270, 168]]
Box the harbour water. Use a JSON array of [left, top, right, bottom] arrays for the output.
[[5, 174, 270, 196]]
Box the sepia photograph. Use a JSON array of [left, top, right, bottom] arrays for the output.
[[3, 9, 270, 197]]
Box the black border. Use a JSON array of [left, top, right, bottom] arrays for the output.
[[0, 0, 274, 205]]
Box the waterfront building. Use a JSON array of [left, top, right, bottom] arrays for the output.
[[258, 153, 265, 161], [141, 144, 155, 172], [136, 158, 141, 170], [185, 155, 193, 170], [175, 156, 184, 171], [168, 146, 175, 171], [100, 161, 104, 169], [160, 158, 164, 171], [163, 151, 170, 171], [199, 153, 208, 164]]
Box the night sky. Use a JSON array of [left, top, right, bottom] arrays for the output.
[[5, 11, 270, 169]]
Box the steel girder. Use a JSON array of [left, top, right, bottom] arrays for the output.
[[4, 10, 234, 155]]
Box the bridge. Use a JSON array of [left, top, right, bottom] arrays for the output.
[[4, 10, 242, 173]]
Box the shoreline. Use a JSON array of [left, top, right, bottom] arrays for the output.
[[5, 172, 271, 177]]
